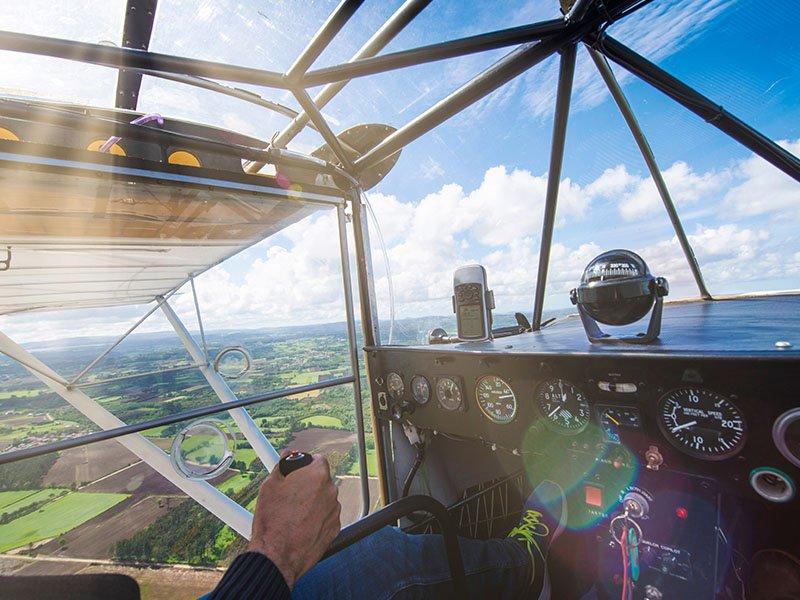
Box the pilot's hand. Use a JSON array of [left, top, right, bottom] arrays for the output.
[[247, 452, 341, 589]]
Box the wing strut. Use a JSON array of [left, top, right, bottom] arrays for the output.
[[115, 0, 159, 110]]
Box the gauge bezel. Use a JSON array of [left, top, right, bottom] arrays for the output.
[[410, 375, 431, 405], [435, 376, 464, 412], [772, 408, 800, 468], [475, 375, 517, 424], [386, 372, 404, 400], [657, 387, 747, 461], [534, 377, 590, 435]]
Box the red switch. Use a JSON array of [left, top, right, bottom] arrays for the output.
[[585, 485, 603, 507]]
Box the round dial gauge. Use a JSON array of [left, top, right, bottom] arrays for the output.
[[436, 377, 463, 411], [658, 388, 746, 460], [411, 375, 431, 405], [535, 378, 590, 434], [386, 372, 404, 400], [476, 376, 517, 423]]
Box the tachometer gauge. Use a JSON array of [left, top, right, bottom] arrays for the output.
[[411, 375, 431, 405], [658, 388, 746, 460], [476, 376, 517, 424], [535, 378, 590, 434], [436, 376, 463, 411], [386, 372, 404, 400]]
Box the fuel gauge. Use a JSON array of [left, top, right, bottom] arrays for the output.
[[597, 405, 641, 444]]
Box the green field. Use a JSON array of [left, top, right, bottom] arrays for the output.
[[300, 415, 342, 428], [0, 490, 37, 511], [233, 448, 257, 468], [0, 489, 68, 513], [216, 473, 251, 495], [0, 491, 129, 552], [348, 449, 378, 477], [0, 390, 42, 400]]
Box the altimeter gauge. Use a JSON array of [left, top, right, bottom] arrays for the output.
[[386, 372, 404, 400], [476, 375, 517, 423], [535, 378, 590, 434], [658, 388, 746, 460], [436, 376, 464, 411]]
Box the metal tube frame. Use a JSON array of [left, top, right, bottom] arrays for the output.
[[588, 47, 712, 299], [0, 328, 255, 537], [591, 32, 800, 183], [336, 204, 371, 516], [158, 295, 281, 471], [68, 292, 175, 386], [1, 0, 798, 528], [302, 18, 566, 87], [0, 376, 354, 467], [532, 45, 577, 330], [245, 0, 432, 172]]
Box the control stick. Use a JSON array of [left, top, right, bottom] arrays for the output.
[[279, 451, 313, 476]]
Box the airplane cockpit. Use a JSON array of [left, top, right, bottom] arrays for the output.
[[0, 1, 798, 599]]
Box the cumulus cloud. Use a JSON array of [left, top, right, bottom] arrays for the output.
[[609, 161, 729, 221], [722, 139, 800, 218]]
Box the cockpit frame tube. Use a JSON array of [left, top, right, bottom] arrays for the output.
[[592, 33, 800, 184], [0, 329, 255, 538], [532, 44, 577, 330], [337, 204, 371, 517], [587, 47, 713, 300]]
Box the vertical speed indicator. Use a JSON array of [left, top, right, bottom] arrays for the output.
[[658, 388, 746, 460]]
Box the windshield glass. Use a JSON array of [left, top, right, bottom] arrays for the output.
[[0, 1, 798, 594]]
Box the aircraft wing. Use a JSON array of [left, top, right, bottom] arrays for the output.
[[0, 146, 341, 315]]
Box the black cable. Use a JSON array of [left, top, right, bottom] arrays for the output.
[[401, 443, 426, 498]]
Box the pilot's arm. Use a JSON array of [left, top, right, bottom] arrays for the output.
[[208, 454, 341, 599]]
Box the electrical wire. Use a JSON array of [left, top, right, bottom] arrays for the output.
[[360, 189, 395, 344], [621, 524, 630, 600]]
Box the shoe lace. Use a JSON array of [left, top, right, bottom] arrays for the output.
[[508, 510, 551, 554]]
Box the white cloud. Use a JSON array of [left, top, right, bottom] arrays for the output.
[[722, 139, 800, 218], [638, 223, 772, 288], [616, 162, 729, 221]]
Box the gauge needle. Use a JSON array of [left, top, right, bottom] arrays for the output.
[[606, 413, 620, 426], [499, 393, 514, 399], [548, 406, 560, 418], [671, 420, 697, 433], [559, 380, 566, 402]]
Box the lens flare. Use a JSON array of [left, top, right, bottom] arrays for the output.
[[522, 420, 639, 530]]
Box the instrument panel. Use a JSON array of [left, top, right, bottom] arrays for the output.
[[368, 348, 799, 504]]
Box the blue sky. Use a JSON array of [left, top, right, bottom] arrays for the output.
[[0, 0, 798, 343]]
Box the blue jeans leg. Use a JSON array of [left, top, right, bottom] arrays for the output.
[[292, 526, 533, 599]]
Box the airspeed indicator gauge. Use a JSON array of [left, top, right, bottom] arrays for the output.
[[436, 376, 463, 411], [535, 378, 590, 434], [658, 388, 746, 460], [476, 376, 517, 423]]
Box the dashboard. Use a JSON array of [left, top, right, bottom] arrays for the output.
[[371, 350, 799, 504], [366, 297, 800, 598]]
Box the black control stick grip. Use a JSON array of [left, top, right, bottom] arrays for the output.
[[279, 451, 313, 476]]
